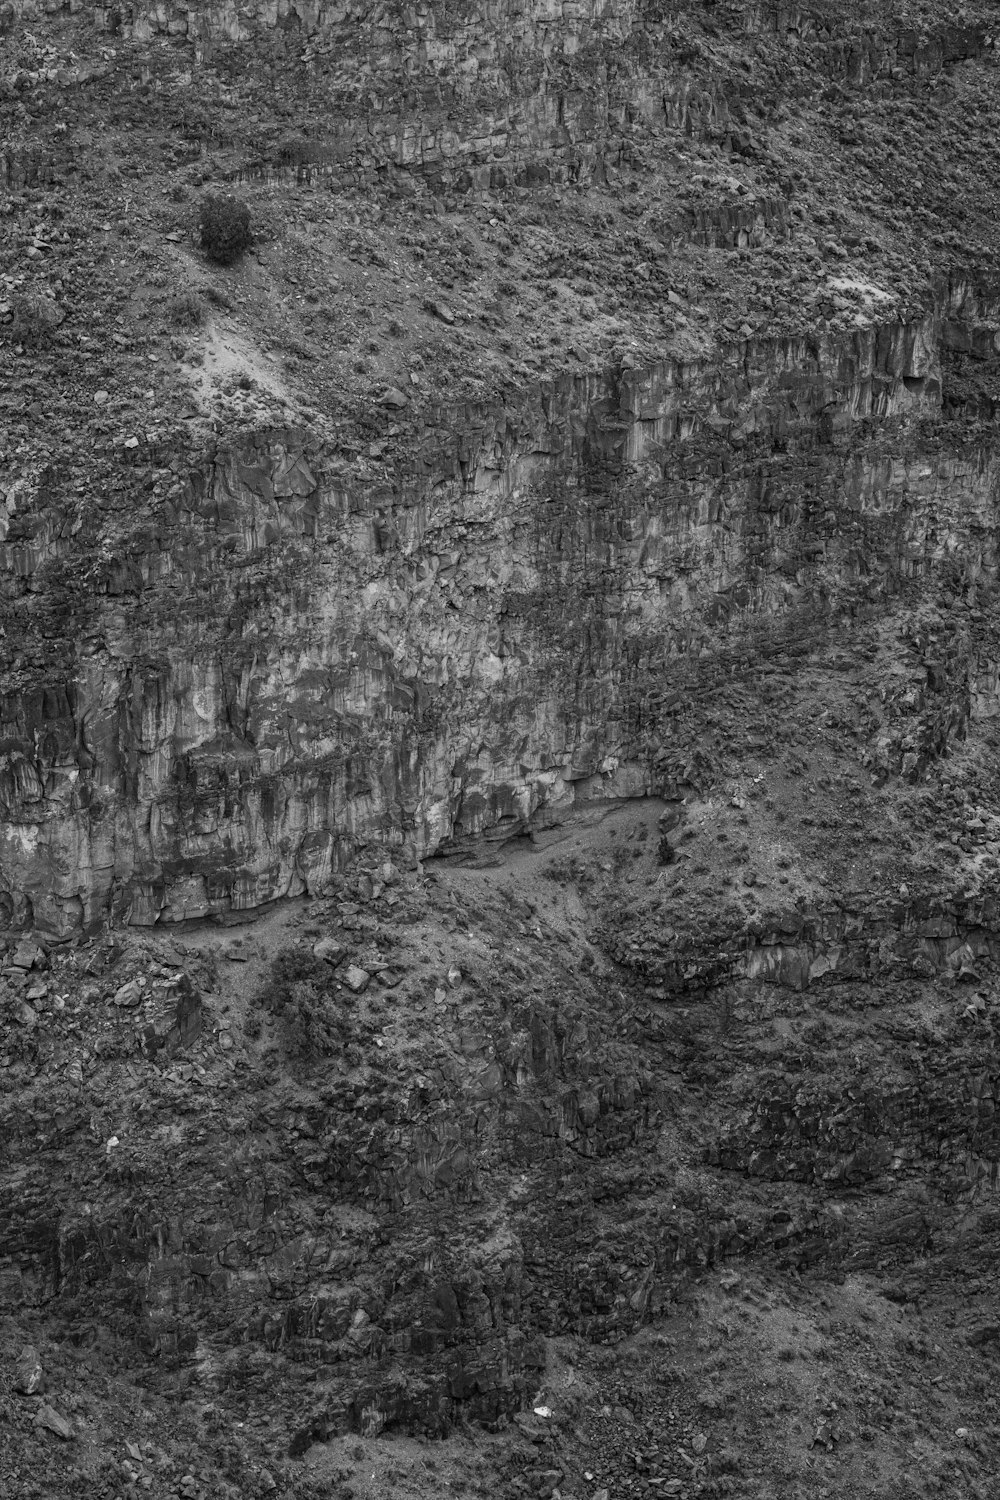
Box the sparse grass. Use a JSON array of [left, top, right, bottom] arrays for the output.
[[167, 290, 205, 328], [203, 283, 233, 309]]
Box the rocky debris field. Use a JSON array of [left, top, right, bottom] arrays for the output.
[[5, 735, 1000, 1499]]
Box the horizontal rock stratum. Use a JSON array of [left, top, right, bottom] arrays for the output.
[[1, 299, 992, 932]]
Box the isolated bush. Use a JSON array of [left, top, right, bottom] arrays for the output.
[[7, 291, 63, 347], [261, 949, 346, 1062], [167, 290, 204, 328], [199, 193, 252, 266]]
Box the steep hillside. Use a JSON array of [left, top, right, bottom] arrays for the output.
[[4, 2, 1000, 1498], [4, 0, 1000, 932]]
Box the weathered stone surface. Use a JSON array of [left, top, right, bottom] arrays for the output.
[[313, 936, 345, 964], [33, 1402, 73, 1439], [14, 1344, 43, 1395], [3, 294, 997, 936]]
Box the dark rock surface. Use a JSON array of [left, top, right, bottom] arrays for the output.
[[4, 3, 1000, 1499]]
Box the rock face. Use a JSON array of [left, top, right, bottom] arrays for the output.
[[4, 0, 1000, 935], [6, 0, 989, 199], [8, 5, 1000, 1494], [6, 829, 1000, 1457], [2, 296, 996, 934]]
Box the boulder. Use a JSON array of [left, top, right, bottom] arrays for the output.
[[14, 1345, 43, 1395]]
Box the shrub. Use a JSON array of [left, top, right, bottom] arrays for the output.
[[260, 948, 345, 1062], [167, 290, 204, 328], [199, 193, 252, 266], [7, 291, 63, 347]]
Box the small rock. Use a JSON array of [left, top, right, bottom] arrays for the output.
[[11, 940, 43, 970], [719, 1269, 741, 1291], [342, 965, 370, 993], [14, 1345, 43, 1395], [218, 1030, 233, 1050], [691, 1432, 707, 1454], [447, 964, 462, 988], [111, 977, 143, 1007], [313, 937, 345, 965], [34, 1403, 73, 1440], [93, 390, 109, 405], [379, 386, 408, 408], [432, 300, 455, 324], [811, 1416, 836, 1450]]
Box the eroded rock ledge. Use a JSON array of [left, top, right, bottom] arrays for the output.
[[2, 289, 998, 933]]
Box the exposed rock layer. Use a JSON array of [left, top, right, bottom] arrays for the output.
[[2, 285, 998, 933]]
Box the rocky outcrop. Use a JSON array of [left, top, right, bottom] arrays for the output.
[[609, 892, 1000, 997], [1, 293, 995, 935], [4, 1, 992, 202], [4, 293, 994, 934]]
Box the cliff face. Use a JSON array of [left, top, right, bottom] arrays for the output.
[[3, 297, 997, 934]]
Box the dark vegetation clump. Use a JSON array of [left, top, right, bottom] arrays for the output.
[[199, 192, 253, 266], [7, 292, 62, 347], [167, 289, 205, 327], [260, 948, 346, 1061]]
